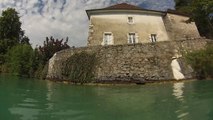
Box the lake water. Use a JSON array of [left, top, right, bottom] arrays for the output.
[[0, 75, 213, 120]]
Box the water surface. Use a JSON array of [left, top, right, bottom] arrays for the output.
[[0, 75, 213, 120]]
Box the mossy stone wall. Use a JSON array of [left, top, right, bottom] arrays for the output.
[[46, 38, 208, 82]]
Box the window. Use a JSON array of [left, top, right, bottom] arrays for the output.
[[151, 34, 157, 43], [128, 17, 134, 24], [103, 32, 113, 45], [128, 33, 136, 44]]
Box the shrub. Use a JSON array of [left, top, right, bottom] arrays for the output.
[[62, 51, 97, 83], [185, 44, 213, 79], [5, 44, 34, 76]]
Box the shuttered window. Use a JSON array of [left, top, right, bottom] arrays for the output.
[[128, 33, 138, 44], [151, 34, 157, 42], [103, 32, 113, 45]]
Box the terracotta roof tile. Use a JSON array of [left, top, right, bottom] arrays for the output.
[[103, 3, 142, 10]]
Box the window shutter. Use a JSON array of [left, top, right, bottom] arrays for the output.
[[149, 35, 152, 42], [127, 34, 130, 43], [110, 34, 113, 45], [136, 33, 139, 43]]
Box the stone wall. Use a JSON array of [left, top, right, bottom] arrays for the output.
[[47, 38, 208, 82]]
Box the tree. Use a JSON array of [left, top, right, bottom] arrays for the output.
[[0, 8, 24, 47], [191, 0, 213, 37], [20, 36, 30, 45], [38, 36, 70, 64], [175, 0, 213, 38], [0, 8, 29, 65], [175, 0, 192, 13]]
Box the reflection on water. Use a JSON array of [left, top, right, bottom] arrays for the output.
[[46, 81, 53, 110], [177, 112, 189, 119], [173, 82, 184, 101], [8, 81, 55, 120], [9, 98, 40, 120], [173, 82, 189, 119]]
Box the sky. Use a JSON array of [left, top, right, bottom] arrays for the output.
[[0, 0, 175, 47]]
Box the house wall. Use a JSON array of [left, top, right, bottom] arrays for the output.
[[88, 13, 169, 46], [163, 13, 200, 40]]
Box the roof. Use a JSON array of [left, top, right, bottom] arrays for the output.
[[167, 9, 190, 17], [86, 3, 190, 19], [103, 3, 142, 10]]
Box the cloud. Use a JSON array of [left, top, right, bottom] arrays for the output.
[[0, 0, 175, 47]]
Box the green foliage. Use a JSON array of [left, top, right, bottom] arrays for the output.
[[1, 36, 70, 78], [0, 40, 6, 64], [62, 51, 97, 83], [0, 8, 29, 66], [0, 8, 23, 41], [20, 36, 30, 45], [175, 0, 213, 38], [175, 0, 192, 14], [5, 44, 34, 76], [185, 44, 213, 79], [28, 48, 43, 78], [33, 63, 48, 79], [191, 0, 213, 38], [0, 8, 70, 79]]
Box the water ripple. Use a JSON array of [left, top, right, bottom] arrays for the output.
[[177, 112, 189, 119]]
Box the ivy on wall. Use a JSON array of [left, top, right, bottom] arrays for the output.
[[62, 51, 97, 83]]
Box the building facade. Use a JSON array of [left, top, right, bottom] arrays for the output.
[[86, 3, 200, 46]]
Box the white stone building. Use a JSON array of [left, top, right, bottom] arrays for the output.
[[86, 3, 200, 46]]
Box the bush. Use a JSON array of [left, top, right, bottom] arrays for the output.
[[62, 51, 97, 83], [5, 44, 34, 76], [34, 63, 48, 79], [185, 44, 213, 79]]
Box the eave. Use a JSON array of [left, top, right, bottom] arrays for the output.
[[86, 9, 166, 20]]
